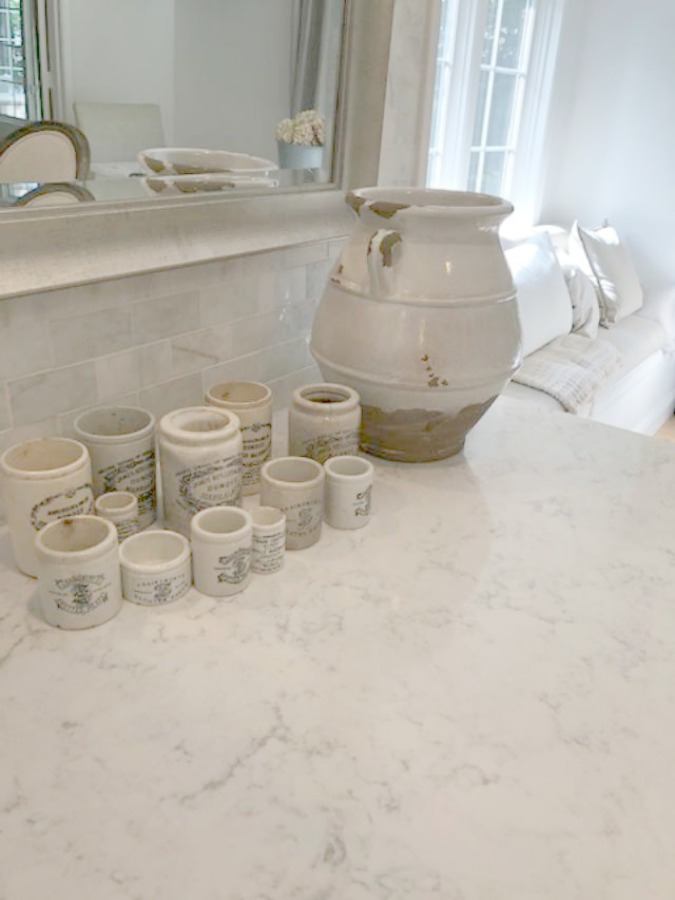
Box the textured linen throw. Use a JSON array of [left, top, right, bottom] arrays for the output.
[[512, 333, 622, 413]]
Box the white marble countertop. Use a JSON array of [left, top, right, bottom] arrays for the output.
[[2, 397, 675, 899]]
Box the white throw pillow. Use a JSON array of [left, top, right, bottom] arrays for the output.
[[505, 233, 573, 357], [555, 248, 600, 339], [569, 221, 643, 326]]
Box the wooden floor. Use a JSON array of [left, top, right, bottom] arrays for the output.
[[654, 415, 675, 445]]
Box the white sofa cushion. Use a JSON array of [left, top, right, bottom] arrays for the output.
[[569, 222, 644, 326], [505, 233, 573, 357]]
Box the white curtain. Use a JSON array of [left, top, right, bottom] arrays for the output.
[[290, 0, 343, 147]]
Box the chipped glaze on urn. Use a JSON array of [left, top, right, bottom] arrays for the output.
[[310, 187, 522, 462]]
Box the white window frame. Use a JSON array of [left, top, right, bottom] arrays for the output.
[[427, 0, 564, 226]]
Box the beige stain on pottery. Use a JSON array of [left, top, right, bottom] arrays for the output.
[[360, 396, 497, 462]]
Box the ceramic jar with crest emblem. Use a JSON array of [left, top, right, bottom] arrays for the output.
[[310, 187, 522, 462]]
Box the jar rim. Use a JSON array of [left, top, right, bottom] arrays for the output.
[[74, 406, 155, 443], [291, 382, 360, 413], [205, 381, 272, 409], [119, 529, 191, 572], [261, 456, 325, 488], [35, 515, 116, 559], [159, 406, 241, 443], [191, 506, 253, 543], [0, 437, 89, 479]]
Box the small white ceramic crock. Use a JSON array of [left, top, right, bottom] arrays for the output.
[[288, 382, 361, 463], [205, 381, 272, 496], [94, 491, 140, 541], [35, 515, 122, 629], [260, 457, 325, 550], [251, 506, 286, 574], [324, 455, 374, 530], [73, 406, 156, 529], [119, 530, 192, 606], [158, 406, 243, 537], [191, 506, 253, 597], [0, 437, 94, 577]]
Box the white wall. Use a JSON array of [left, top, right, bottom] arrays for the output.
[[57, 0, 295, 161], [58, 0, 175, 140], [173, 0, 294, 161], [539, 0, 675, 286]]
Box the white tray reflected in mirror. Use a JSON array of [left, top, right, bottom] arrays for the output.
[[138, 147, 278, 177]]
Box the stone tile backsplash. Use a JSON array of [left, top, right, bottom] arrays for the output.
[[0, 239, 343, 523]]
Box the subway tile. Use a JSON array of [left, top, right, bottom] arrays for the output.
[[283, 243, 328, 269], [0, 418, 60, 459], [229, 310, 284, 357], [261, 338, 313, 382], [198, 278, 260, 328], [0, 384, 10, 432], [50, 306, 134, 366], [96, 348, 142, 400], [0, 295, 54, 381], [139, 374, 203, 421], [139, 341, 173, 388], [132, 291, 201, 344], [201, 351, 267, 391], [328, 237, 349, 259], [8, 362, 98, 427], [306, 258, 335, 303], [171, 324, 234, 378]]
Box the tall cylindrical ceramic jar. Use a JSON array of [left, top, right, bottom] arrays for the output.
[[73, 406, 156, 529], [0, 438, 94, 576], [310, 187, 522, 462], [288, 383, 361, 463], [35, 515, 122, 629], [158, 406, 243, 537], [204, 381, 272, 495]]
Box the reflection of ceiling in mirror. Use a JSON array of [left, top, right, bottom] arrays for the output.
[[52, 0, 344, 171]]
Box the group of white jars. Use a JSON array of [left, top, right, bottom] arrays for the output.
[[0, 379, 374, 631]]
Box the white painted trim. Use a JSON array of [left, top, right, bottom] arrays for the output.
[[0, 0, 394, 301]]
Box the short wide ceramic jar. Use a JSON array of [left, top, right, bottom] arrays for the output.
[[158, 406, 243, 537], [288, 382, 361, 464], [0, 437, 94, 577], [35, 515, 122, 629]]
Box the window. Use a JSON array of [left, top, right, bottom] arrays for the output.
[[428, 0, 562, 219], [0, 0, 43, 120]]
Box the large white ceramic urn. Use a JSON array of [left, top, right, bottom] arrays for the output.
[[310, 187, 522, 461]]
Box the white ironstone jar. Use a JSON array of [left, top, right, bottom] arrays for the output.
[[73, 406, 156, 529], [35, 515, 122, 630], [204, 381, 272, 496], [0, 437, 94, 577], [310, 187, 522, 461], [158, 406, 243, 537], [288, 382, 361, 464]]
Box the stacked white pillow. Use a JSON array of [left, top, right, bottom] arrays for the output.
[[569, 221, 644, 326]]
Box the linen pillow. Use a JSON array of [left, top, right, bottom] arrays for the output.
[[505, 232, 573, 357], [555, 248, 600, 339], [568, 221, 643, 326]]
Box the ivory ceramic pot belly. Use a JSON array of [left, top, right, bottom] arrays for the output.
[[310, 187, 522, 461]]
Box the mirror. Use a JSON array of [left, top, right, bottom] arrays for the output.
[[0, 0, 347, 206]]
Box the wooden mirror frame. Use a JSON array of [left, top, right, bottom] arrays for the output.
[[0, 0, 394, 301]]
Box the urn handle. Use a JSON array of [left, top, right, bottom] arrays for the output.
[[367, 229, 402, 299]]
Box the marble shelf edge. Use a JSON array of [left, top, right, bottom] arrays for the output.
[[0, 188, 355, 301]]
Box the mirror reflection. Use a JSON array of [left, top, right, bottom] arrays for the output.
[[0, 0, 345, 207]]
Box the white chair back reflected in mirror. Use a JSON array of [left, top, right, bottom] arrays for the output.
[[0, 121, 90, 182], [74, 102, 165, 163]]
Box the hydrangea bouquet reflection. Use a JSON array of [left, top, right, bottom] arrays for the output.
[[275, 109, 326, 169]]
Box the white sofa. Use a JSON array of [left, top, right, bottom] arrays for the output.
[[500, 224, 675, 435]]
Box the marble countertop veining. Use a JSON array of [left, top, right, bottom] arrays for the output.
[[2, 397, 675, 900]]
